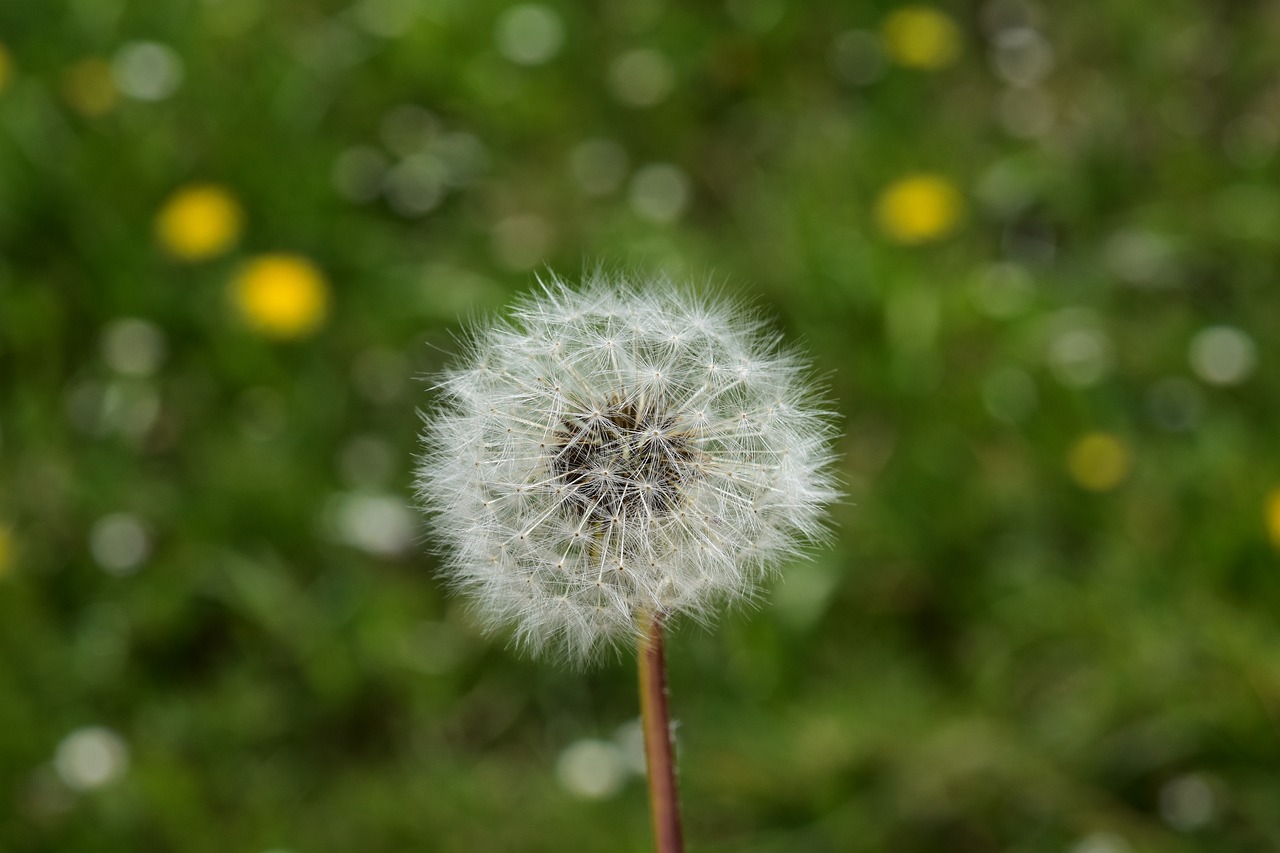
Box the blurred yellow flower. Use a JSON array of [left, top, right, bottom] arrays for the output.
[[0, 524, 14, 579], [1266, 488, 1280, 550], [882, 7, 962, 70], [231, 254, 330, 339], [0, 44, 13, 93], [1067, 432, 1132, 492], [874, 174, 963, 244], [63, 58, 119, 117], [155, 184, 244, 261]]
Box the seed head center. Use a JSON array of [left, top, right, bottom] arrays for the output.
[[551, 396, 694, 523]]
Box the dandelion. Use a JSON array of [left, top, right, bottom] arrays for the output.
[[230, 254, 330, 339], [1066, 431, 1131, 492], [881, 6, 962, 71], [416, 272, 838, 851], [874, 173, 963, 244], [155, 184, 243, 261], [417, 273, 837, 658]]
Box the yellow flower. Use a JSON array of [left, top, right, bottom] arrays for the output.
[[0, 43, 13, 93], [1066, 432, 1132, 492], [1266, 488, 1280, 550], [231, 254, 330, 339], [0, 524, 14, 579], [155, 184, 244, 261], [63, 58, 119, 117], [882, 7, 962, 70], [874, 174, 963, 244]]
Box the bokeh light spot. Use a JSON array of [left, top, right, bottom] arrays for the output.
[[556, 739, 626, 799], [881, 7, 961, 70], [330, 492, 416, 557], [112, 41, 184, 101], [874, 174, 963, 244], [991, 27, 1053, 87], [101, 318, 166, 377], [231, 255, 330, 339], [155, 184, 244, 261], [1047, 322, 1112, 388], [1066, 432, 1131, 492], [89, 513, 150, 576], [1188, 325, 1256, 386], [1105, 228, 1178, 288], [1158, 773, 1215, 831], [54, 727, 129, 791], [629, 163, 690, 223], [496, 5, 565, 66], [608, 49, 675, 107], [384, 154, 447, 217], [612, 719, 647, 775]]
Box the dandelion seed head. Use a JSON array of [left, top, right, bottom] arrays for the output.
[[416, 272, 838, 663]]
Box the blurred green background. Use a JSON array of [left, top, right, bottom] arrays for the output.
[[3, 1, 1280, 851]]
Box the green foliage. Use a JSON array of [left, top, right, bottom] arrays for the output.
[[2, 1, 1279, 850]]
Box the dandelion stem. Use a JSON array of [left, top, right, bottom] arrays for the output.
[[638, 611, 684, 853]]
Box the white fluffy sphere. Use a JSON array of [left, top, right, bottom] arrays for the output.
[[416, 273, 838, 662]]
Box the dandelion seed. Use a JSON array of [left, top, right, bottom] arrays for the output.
[[415, 272, 838, 663]]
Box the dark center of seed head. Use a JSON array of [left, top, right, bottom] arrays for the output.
[[551, 396, 695, 523]]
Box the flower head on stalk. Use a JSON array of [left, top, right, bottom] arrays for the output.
[[416, 273, 838, 663]]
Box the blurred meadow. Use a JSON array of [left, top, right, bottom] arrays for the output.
[[3, 1, 1280, 851]]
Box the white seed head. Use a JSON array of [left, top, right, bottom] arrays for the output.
[[416, 272, 839, 663]]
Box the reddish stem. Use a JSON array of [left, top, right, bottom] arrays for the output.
[[638, 612, 684, 853]]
